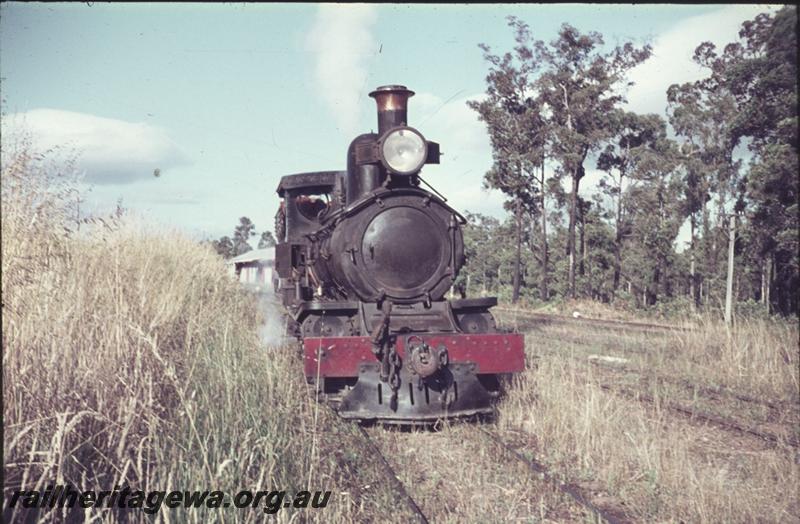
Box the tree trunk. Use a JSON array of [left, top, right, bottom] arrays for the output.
[[613, 173, 623, 296], [567, 165, 583, 299], [648, 263, 661, 306], [539, 157, 549, 301], [689, 214, 698, 310], [612, 148, 629, 297], [583, 224, 591, 296], [767, 253, 773, 314], [579, 212, 586, 277], [724, 215, 735, 325], [701, 200, 712, 303], [561, 83, 582, 300], [512, 196, 522, 304]]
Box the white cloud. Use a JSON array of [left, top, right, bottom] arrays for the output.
[[306, 5, 378, 136], [1, 109, 187, 184], [625, 5, 780, 116]]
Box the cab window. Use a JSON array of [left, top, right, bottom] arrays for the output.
[[295, 194, 329, 221]]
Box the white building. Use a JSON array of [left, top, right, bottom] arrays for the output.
[[226, 248, 275, 293]]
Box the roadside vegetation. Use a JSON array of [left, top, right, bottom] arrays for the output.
[[1, 143, 412, 523]]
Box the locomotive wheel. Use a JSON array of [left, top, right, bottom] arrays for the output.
[[300, 314, 352, 337]]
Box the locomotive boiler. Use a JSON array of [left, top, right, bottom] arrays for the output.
[[274, 85, 524, 423]]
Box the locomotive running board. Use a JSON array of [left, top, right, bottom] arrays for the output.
[[337, 363, 494, 422]]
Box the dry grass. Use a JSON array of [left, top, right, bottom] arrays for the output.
[[366, 423, 586, 523], [0, 143, 402, 522], [496, 311, 800, 523], [500, 312, 799, 405]]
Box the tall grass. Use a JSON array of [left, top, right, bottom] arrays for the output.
[[497, 316, 800, 522], [0, 144, 373, 522]]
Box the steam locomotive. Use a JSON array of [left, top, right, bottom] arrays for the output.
[[273, 85, 524, 423]]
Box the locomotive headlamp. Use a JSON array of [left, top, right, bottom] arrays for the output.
[[380, 127, 428, 175]]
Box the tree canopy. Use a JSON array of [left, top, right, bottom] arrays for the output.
[[463, 7, 798, 316]]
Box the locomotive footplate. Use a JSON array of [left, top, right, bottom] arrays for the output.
[[302, 333, 525, 422]]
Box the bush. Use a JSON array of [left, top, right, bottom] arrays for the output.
[[734, 299, 771, 321]]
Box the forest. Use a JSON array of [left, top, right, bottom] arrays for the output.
[[458, 6, 798, 316]]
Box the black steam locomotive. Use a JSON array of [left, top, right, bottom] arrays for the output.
[[274, 85, 524, 423]]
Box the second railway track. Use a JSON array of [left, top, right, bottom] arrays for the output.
[[493, 307, 694, 334], [497, 314, 800, 447], [476, 426, 630, 524]]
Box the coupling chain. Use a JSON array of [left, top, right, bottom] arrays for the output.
[[369, 300, 401, 411], [371, 300, 392, 358], [387, 345, 401, 411]]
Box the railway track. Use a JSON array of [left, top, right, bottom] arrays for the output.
[[494, 307, 693, 334], [494, 316, 799, 448], [597, 381, 800, 448], [520, 350, 800, 448], [501, 317, 797, 417], [355, 419, 628, 523], [476, 426, 629, 524], [356, 425, 430, 523], [590, 360, 797, 415], [529, 332, 793, 414]]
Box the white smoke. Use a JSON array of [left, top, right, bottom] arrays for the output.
[[258, 293, 289, 347], [307, 4, 378, 136]]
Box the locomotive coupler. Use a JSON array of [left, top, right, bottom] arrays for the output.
[[406, 336, 449, 379]]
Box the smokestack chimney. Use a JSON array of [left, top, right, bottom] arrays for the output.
[[369, 85, 414, 135]]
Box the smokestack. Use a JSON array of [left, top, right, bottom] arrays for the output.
[[369, 85, 414, 135]]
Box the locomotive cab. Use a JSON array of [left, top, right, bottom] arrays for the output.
[[274, 85, 525, 423]]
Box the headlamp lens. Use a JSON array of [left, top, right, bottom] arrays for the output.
[[382, 128, 427, 174]]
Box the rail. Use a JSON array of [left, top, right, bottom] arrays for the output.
[[477, 426, 629, 524]]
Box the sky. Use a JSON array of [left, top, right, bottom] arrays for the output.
[[0, 3, 780, 245]]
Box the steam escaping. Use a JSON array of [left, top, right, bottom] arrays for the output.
[[307, 4, 378, 136], [258, 293, 289, 347]]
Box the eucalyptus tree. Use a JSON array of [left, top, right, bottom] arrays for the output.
[[668, 6, 797, 314], [211, 236, 234, 259], [533, 24, 651, 298], [597, 110, 668, 297], [667, 77, 741, 307], [258, 230, 276, 249], [232, 216, 256, 256], [473, 17, 650, 301], [706, 6, 798, 314], [623, 124, 684, 305], [470, 16, 548, 303], [461, 212, 504, 295]]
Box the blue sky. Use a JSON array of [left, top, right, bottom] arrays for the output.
[[1, 3, 778, 244]]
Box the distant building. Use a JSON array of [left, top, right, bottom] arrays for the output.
[[226, 248, 276, 293]]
